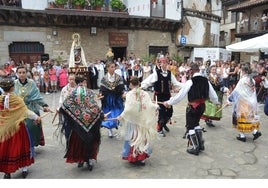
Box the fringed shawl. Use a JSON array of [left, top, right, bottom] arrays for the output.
[[228, 75, 258, 118], [100, 73, 124, 91], [14, 79, 46, 113], [0, 93, 28, 142], [61, 86, 102, 132], [120, 88, 159, 156]]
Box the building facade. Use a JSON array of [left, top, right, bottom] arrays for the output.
[[222, 0, 268, 62], [0, 0, 222, 66]]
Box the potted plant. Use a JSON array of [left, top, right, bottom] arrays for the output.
[[55, 0, 68, 8], [110, 0, 126, 12], [72, 0, 86, 9], [90, 0, 104, 10]]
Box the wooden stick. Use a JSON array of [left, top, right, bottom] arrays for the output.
[[215, 103, 229, 114], [96, 95, 104, 100], [105, 118, 118, 121], [41, 112, 51, 119], [105, 111, 111, 116], [52, 112, 58, 124], [257, 85, 263, 97], [152, 101, 164, 105]]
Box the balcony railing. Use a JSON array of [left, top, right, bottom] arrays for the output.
[[237, 17, 268, 35]]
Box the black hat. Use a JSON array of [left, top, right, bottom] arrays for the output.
[[0, 77, 14, 91]]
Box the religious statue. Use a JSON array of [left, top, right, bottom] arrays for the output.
[[106, 48, 114, 62], [69, 33, 87, 68]]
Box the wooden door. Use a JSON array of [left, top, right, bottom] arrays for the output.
[[9, 42, 44, 67]]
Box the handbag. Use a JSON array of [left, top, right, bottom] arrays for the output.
[[264, 96, 268, 116]]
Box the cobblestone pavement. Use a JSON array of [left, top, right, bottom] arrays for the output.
[[3, 90, 268, 182]]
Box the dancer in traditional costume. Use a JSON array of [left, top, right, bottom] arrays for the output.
[[141, 57, 183, 137], [117, 76, 158, 165], [60, 75, 104, 171], [228, 65, 262, 142], [99, 61, 125, 138], [0, 78, 41, 179], [14, 66, 51, 147], [164, 63, 219, 155], [201, 65, 228, 127], [57, 74, 77, 142]]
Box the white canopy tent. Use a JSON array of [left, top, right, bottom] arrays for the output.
[[226, 33, 268, 52]]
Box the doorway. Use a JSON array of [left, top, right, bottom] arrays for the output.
[[9, 42, 44, 66], [112, 47, 126, 61], [149, 46, 169, 59]]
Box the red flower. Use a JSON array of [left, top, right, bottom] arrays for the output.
[[92, 108, 98, 113], [83, 113, 91, 121], [75, 109, 80, 115], [85, 96, 90, 101]]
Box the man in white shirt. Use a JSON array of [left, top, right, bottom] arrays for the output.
[[141, 57, 183, 137], [163, 63, 219, 155]]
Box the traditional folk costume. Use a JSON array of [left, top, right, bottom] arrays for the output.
[[228, 73, 261, 142], [58, 82, 77, 140], [100, 72, 125, 137], [131, 64, 143, 83], [166, 70, 219, 155], [14, 78, 48, 147], [201, 72, 226, 127], [119, 87, 158, 165], [0, 79, 39, 179], [60, 85, 104, 170], [141, 67, 183, 137]]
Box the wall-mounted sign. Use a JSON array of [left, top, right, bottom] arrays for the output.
[[180, 35, 186, 46], [109, 32, 128, 47]]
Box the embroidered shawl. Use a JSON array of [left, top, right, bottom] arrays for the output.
[[100, 73, 124, 91], [61, 86, 102, 132], [0, 93, 28, 142]]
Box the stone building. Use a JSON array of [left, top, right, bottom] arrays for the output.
[[221, 0, 268, 62], [0, 0, 222, 66]]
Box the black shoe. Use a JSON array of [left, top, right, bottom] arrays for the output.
[[205, 120, 215, 127], [87, 159, 93, 171], [139, 161, 146, 166], [157, 130, 166, 137], [236, 136, 246, 142], [3, 173, 11, 179], [186, 148, 199, 155], [253, 131, 262, 140], [135, 161, 146, 166], [22, 171, 28, 179], [182, 131, 187, 139], [199, 140, 205, 151], [77, 162, 84, 168], [163, 125, 170, 132]]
